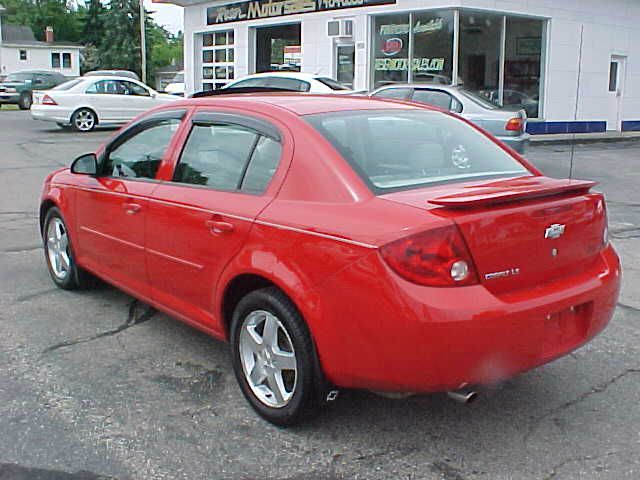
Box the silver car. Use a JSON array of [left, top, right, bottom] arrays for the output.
[[369, 84, 529, 153]]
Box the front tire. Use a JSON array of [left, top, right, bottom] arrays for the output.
[[43, 207, 93, 290], [18, 92, 32, 110], [230, 287, 320, 426], [71, 108, 97, 132]]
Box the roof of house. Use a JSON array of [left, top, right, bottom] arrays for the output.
[[1, 23, 81, 48]]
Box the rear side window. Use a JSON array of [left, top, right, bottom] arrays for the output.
[[411, 89, 454, 110], [103, 119, 181, 179], [53, 79, 83, 91], [315, 77, 349, 91], [305, 109, 529, 193], [241, 137, 282, 193], [174, 123, 281, 193]]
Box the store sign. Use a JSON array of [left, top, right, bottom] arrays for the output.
[[374, 57, 445, 72], [378, 18, 444, 36], [208, 0, 396, 24]]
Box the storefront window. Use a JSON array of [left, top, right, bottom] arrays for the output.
[[504, 17, 543, 118], [412, 10, 454, 84], [373, 14, 410, 87], [459, 11, 502, 101], [201, 30, 235, 90]]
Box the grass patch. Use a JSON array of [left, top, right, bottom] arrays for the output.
[[0, 104, 19, 111]]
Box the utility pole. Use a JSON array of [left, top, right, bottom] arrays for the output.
[[140, 0, 147, 84]]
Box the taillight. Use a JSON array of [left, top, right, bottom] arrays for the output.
[[380, 225, 479, 287], [505, 117, 523, 131], [42, 95, 57, 106]]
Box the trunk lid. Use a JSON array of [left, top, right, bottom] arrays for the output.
[[381, 176, 607, 294]]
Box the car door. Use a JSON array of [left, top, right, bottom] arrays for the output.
[[145, 110, 284, 332], [72, 111, 186, 298], [120, 80, 157, 118], [84, 79, 126, 122]]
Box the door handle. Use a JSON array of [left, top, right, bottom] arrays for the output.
[[123, 202, 142, 214], [205, 219, 234, 235]]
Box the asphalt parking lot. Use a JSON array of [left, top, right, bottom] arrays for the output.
[[1, 110, 639, 480]]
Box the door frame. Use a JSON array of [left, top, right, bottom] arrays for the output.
[[608, 54, 627, 131]]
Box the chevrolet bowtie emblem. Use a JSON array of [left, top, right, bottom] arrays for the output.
[[544, 223, 565, 239]]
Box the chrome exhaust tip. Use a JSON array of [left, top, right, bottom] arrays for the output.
[[447, 388, 479, 404]]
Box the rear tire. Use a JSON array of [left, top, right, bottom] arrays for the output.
[[230, 287, 320, 426], [43, 207, 93, 290], [18, 92, 32, 110], [71, 108, 97, 132]]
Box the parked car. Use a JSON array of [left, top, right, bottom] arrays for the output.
[[164, 71, 184, 96], [84, 70, 140, 81], [224, 72, 353, 94], [370, 84, 529, 153], [0, 70, 66, 110], [40, 93, 620, 425], [30, 76, 179, 132]]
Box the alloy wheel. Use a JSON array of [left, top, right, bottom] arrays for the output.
[[46, 217, 71, 280], [74, 110, 95, 131], [239, 310, 298, 408]]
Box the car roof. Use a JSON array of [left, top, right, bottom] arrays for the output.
[[170, 93, 427, 116], [81, 75, 143, 82], [375, 83, 457, 91], [232, 72, 324, 81]]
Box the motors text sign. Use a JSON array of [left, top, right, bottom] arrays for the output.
[[207, 0, 396, 25]]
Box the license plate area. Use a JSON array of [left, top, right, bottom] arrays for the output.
[[541, 302, 592, 356]]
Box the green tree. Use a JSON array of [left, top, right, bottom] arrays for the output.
[[1, 0, 84, 43], [98, 0, 152, 80], [82, 0, 104, 48]]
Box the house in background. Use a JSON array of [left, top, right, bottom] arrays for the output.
[[0, 5, 82, 79]]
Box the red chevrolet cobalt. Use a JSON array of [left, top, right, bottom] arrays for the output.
[[40, 94, 621, 425]]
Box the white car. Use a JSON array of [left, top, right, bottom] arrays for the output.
[[223, 72, 353, 94], [31, 76, 179, 132], [164, 72, 185, 96]]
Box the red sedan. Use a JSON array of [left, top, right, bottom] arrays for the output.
[[40, 94, 621, 425]]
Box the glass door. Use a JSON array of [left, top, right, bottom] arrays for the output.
[[336, 44, 355, 88]]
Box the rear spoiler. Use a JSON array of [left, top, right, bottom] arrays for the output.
[[428, 177, 596, 208]]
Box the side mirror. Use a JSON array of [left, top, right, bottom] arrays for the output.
[[71, 153, 98, 175]]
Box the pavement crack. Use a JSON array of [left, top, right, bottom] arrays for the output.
[[17, 287, 58, 302], [542, 451, 623, 480], [42, 300, 157, 354], [1, 245, 42, 254], [525, 368, 640, 443], [617, 302, 640, 315]]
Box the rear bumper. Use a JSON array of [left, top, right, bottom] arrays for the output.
[[313, 245, 621, 392], [497, 133, 529, 153], [30, 105, 71, 124]]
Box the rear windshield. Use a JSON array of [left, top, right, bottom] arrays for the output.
[[458, 89, 499, 110], [53, 79, 83, 90], [315, 77, 350, 90], [305, 109, 529, 193]]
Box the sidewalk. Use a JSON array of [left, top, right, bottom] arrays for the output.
[[530, 130, 640, 145]]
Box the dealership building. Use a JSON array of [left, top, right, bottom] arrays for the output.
[[156, 0, 640, 133]]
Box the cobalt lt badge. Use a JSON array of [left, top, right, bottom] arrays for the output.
[[544, 223, 565, 239]]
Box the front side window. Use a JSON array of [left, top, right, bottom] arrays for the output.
[[122, 81, 150, 96], [306, 109, 529, 193], [103, 119, 182, 179], [51, 53, 61, 68], [174, 122, 281, 194], [86, 80, 123, 94], [372, 87, 411, 100], [266, 77, 310, 92]]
